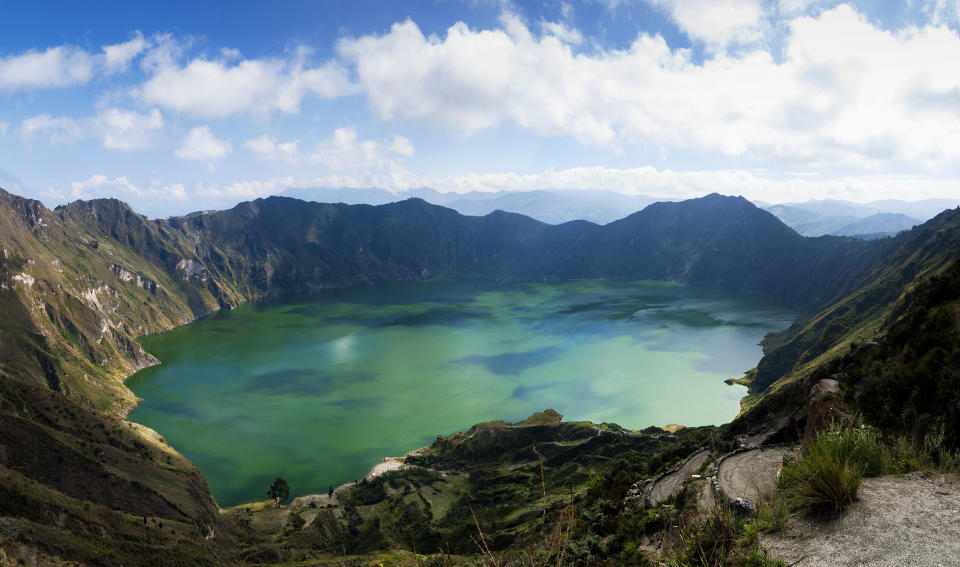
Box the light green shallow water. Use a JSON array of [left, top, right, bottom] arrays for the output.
[[127, 279, 794, 507]]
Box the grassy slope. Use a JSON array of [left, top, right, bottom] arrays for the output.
[[0, 190, 232, 415], [747, 207, 960, 395]]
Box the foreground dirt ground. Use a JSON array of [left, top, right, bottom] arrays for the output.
[[762, 472, 960, 566]]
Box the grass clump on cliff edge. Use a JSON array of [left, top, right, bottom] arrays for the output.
[[664, 502, 786, 567], [779, 423, 884, 517]]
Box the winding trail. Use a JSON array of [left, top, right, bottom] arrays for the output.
[[649, 448, 711, 505], [716, 447, 791, 502]]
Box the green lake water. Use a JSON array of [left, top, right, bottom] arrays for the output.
[[127, 279, 794, 507]]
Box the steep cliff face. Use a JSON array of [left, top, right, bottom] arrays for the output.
[[169, 193, 880, 306], [751, 207, 960, 392], [0, 190, 234, 414]]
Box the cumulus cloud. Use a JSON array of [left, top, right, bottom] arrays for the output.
[[196, 176, 296, 201], [96, 108, 164, 150], [539, 20, 583, 44], [0, 33, 149, 90], [308, 127, 415, 184], [138, 47, 357, 118], [389, 135, 415, 157], [0, 47, 95, 91], [777, 0, 828, 16], [175, 126, 232, 165], [19, 108, 164, 150], [243, 134, 300, 162], [68, 174, 187, 201], [238, 128, 416, 189], [651, 0, 766, 47], [337, 6, 960, 168], [102, 32, 148, 73], [20, 114, 86, 146], [923, 0, 960, 26]]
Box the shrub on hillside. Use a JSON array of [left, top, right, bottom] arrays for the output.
[[779, 423, 883, 516]]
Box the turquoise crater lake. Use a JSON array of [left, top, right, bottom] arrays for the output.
[[127, 280, 794, 507]]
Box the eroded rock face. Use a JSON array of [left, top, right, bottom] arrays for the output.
[[110, 264, 159, 294], [175, 258, 209, 281], [803, 378, 853, 445]]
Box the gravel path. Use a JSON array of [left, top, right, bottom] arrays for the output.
[[717, 447, 791, 502], [763, 472, 960, 566], [649, 448, 711, 505]]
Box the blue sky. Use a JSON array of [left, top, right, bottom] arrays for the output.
[[1, 0, 958, 216]]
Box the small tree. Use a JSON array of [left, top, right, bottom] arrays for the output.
[[328, 485, 334, 498], [268, 477, 290, 508]]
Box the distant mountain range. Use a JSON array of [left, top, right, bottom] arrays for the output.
[[283, 187, 956, 238], [763, 198, 958, 238], [282, 186, 661, 225]]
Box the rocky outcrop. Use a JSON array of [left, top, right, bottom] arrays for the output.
[[175, 258, 210, 281], [803, 378, 853, 446], [110, 263, 159, 294]]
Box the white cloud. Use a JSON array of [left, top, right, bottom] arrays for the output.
[[243, 134, 300, 162], [539, 20, 583, 44], [0, 46, 95, 90], [207, 128, 418, 195], [175, 126, 232, 165], [220, 47, 242, 60], [777, 0, 828, 16], [139, 33, 185, 73], [0, 121, 8, 139], [308, 127, 415, 185], [923, 0, 960, 26], [96, 108, 164, 150], [102, 32, 148, 73], [19, 108, 164, 150], [20, 114, 85, 146], [138, 47, 356, 118], [338, 7, 960, 169], [389, 135, 415, 157], [196, 176, 296, 201], [651, 0, 766, 47], [68, 174, 187, 201], [0, 34, 149, 90]]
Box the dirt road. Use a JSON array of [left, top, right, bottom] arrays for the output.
[[649, 448, 711, 505], [716, 447, 791, 502]]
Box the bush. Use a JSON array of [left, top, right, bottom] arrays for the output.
[[827, 422, 886, 477], [673, 504, 741, 566], [752, 491, 789, 535], [779, 423, 877, 516]]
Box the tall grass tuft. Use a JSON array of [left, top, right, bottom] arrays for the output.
[[779, 422, 884, 517]]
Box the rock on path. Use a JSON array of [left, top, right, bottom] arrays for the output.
[[650, 448, 712, 505], [762, 472, 960, 566], [717, 447, 791, 503]]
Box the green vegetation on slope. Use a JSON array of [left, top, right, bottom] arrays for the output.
[[808, 255, 960, 449]]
